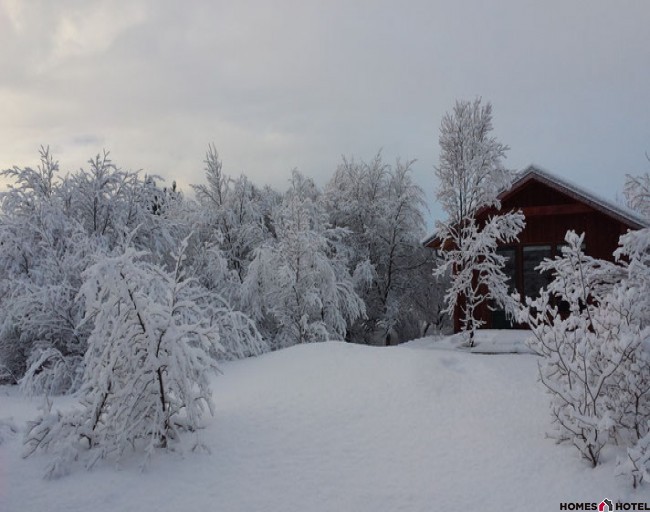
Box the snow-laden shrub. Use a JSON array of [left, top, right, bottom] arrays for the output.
[[0, 325, 26, 385], [617, 428, 650, 489], [10, 263, 91, 395], [19, 349, 84, 397], [522, 166, 650, 485], [0, 148, 183, 390], [612, 226, 650, 486], [213, 302, 267, 360], [0, 149, 92, 391], [522, 230, 650, 472], [23, 240, 262, 477]]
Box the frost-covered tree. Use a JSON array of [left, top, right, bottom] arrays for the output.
[[0, 148, 185, 390], [66, 151, 178, 263], [436, 212, 525, 341], [192, 145, 270, 286], [435, 99, 512, 226], [434, 99, 524, 345], [67, 151, 139, 240], [521, 230, 650, 474], [242, 170, 365, 348], [325, 153, 442, 344], [23, 239, 262, 477], [0, 148, 93, 390], [624, 170, 650, 221]]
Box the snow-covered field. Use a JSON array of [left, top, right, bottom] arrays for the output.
[[1, 337, 649, 512]]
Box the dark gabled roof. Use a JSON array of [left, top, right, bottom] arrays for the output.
[[422, 164, 648, 248], [507, 165, 647, 230]]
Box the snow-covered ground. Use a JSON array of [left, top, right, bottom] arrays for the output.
[[407, 328, 537, 354], [1, 337, 648, 512]]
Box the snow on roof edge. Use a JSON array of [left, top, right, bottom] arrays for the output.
[[421, 164, 649, 246], [420, 230, 439, 247], [515, 164, 648, 229]]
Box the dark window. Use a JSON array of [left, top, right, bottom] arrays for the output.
[[496, 247, 517, 293], [523, 245, 552, 299], [492, 247, 517, 329]]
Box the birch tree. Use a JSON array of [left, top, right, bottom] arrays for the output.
[[242, 171, 365, 348], [434, 98, 524, 345], [325, 153, 442, 344]]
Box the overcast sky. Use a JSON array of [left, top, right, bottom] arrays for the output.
[[1, 0, 649, 226]]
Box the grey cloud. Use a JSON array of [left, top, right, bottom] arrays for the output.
[[1, 0, 649, 226], [71, 134, 105, 147]]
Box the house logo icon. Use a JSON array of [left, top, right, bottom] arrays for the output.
[[599, 499, 613, 512]]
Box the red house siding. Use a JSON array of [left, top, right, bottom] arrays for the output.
[[497, 181, 628, 258], [425, 167, 646, 333]]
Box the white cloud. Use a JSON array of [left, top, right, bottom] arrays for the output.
[[0, 0, 649, 225], [1, 0, 24, 31], [50, 2, 147, 64]]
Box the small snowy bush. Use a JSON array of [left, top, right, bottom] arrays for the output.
[[19, 348, 84, 398], [617, 428, 650, 489], [522, 230, 650, 474], [23, 240, 260, 477]]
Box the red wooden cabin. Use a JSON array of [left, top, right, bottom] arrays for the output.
[[423, 165, 647, 332]]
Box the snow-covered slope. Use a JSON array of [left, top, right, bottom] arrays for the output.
[[1, 340, 648, 511]]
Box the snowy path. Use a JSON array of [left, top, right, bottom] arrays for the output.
[[1, 340, 648, 511]]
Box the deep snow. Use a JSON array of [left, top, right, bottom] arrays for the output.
[[1, 337, 649, 511]]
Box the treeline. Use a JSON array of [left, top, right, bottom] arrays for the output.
[[0, 145, 447, 394]]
